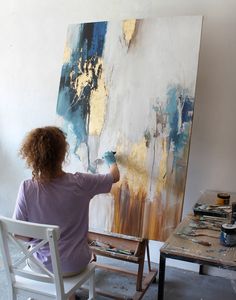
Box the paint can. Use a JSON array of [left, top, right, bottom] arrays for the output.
[[220, 223, 236, 247], [216, 192, 230, 205]]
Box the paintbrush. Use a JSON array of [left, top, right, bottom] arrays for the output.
[[189, 221, 221, 231], [185, 232, 219, 239], [189, 239, 211, 246], [176, 233, 212, 246]]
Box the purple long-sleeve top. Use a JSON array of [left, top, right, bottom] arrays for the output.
[[13, 172, 113, 273]]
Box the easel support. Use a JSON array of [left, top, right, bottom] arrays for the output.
[[88, 230, 157, 300]]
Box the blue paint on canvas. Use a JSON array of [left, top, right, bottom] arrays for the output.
[[166, 85, 194, 168], [57, 22, 107, 154]]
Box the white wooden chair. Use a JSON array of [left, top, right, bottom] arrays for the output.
[[0, 216, 96, 300]]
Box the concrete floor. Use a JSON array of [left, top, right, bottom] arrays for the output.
[[77, 257, 236, 300], [0, 245, 236, 300]]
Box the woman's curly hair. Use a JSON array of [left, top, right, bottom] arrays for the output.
[[19, 126, 68, 182]]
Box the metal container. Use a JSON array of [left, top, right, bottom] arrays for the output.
[[220, 223, 236, 246]]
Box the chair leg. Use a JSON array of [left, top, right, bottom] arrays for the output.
[[11, 290, 17, 300], [88, 271, 95, 300]]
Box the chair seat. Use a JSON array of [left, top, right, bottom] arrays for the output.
[[14, 264, 96, 297]]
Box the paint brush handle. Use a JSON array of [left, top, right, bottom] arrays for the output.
[[176, 233, 212, 246], [191, 239, 211, 246]]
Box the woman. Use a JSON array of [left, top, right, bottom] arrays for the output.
[[13, 126, 120, 300]]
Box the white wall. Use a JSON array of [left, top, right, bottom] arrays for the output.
[[1, 0, 236, 274]]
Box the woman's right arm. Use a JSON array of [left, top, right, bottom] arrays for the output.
[[109, 163, 120, 183]]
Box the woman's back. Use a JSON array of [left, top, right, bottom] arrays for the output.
[[14, 171, 113, 273]]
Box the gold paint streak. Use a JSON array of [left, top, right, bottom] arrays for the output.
[[111, 178, 147, 237], [148, 138, 173, 240], [63, 45, 71, 64], [148, 138, 190, 241], [142, 201, 151, 238], [111, 183, 122, 232], [108, 135, 187, 241], [125, 138, 148, 194], [156, 138, 168, 195], [110, 138, 149, 237], [148, 197, 164, 240], [122, 19, 137, 47], [74, 60, 91, 99], [89, 61, 107, 135], [72, 57, 107, 136]]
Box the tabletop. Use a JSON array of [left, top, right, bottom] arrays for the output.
[[160, 214, 236, 270]]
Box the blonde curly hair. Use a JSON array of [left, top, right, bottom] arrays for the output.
[[19, 126, 68, 182]]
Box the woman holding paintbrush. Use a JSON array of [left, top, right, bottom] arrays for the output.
[[13, 126, 120, 300]]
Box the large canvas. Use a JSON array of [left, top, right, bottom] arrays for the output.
[[57, 17, 202, 241]]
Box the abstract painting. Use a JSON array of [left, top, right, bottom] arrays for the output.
[[57, 17, 202, 241]]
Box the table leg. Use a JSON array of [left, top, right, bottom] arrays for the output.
[[157, 253, 166, 300], [199, 264, 204, 275]]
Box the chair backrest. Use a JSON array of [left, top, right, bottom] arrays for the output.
[[0, 216, 65, 298]]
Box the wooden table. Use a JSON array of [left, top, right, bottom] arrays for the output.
[[157, 214, 236, 300]]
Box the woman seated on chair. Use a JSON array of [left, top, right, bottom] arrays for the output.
[[13, 126, 120, 300]]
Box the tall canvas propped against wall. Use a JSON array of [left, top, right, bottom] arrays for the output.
[[57, 16, 202, 241]]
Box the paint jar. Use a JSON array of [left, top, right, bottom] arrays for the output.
[[220, 223, 236, 247], [216, 192, 230, 205]]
